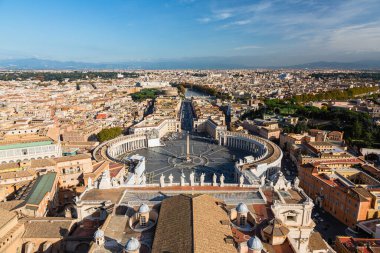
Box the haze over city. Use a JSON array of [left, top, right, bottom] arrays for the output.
[[1, 0, 380, 67]]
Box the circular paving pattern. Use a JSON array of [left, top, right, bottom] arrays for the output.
[[124, 133, 252, 184], [168, 155, 208, 168]]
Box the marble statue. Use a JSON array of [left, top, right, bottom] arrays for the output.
[[180, 171, 186, 186], [119, 176, 124, 186], [260, 175, 266, 187], [239, 174, 245, 187], [87, 177, 93, 189], [294, 177, 300, 189], [134, 173, 139, 185], [212, 173, 217, 186], [160, 174, 166, 187], [274, 171, 289, 191], [220, 174, 225, 187], [98, 169, 112, 189], [200, 173, 205, 186], [189, 171, 195, 186], [111, 178, 118, 187], [169, 173, 174, 186], [142, 173, 147, 185]]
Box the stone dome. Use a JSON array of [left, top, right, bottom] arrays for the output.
[[247, 236, 263, 251], [236, 203, 249, 213], [125, 237, 140, 252], [94, 229, 104, 239], [138, 203, 150, 214]]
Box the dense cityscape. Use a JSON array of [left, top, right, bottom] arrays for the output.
[[0, 69, 379, 253], [1, 0, 380, 252]]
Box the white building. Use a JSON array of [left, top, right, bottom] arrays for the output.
[[130, 118, 181, 140], [0, 137, 62, 164], [136, 81, 170, 89]]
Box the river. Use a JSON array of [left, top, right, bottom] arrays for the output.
[[184, 88, 211, 98]]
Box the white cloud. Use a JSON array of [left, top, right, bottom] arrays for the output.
[[197, 17, 211, 23], [199, 0, 380, 57], [215, 12, 232, 20], [233, 20, 251, 25], [234, 45, 262, 50], [328, 22, 380, 52], [196, 12, 231, 24]]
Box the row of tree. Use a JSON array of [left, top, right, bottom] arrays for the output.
[[130, 88, 163, 101], [292, 86, 379, 103], [183, 83, 232, 100], [242, 99, 380, 148], [311, 72, 380, 81], [0, 71, 139, 82], [175, 83, 186, 95]]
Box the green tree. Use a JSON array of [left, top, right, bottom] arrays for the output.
[[352, 120, 363, 139], [294, 122, 309, 134], [97, 127, 123, 142]]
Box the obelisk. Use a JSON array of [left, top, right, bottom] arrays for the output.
[[186, 131, 191, 162]]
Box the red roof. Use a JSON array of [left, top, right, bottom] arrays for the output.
[[337, 237, 380, 253]]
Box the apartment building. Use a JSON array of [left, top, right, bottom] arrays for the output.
[[0, 133, 62, 164], [130, 96, 182, 138], [192, 99, 227, 140], [54, 154, 93, 188], [242, 119, 281, 140], [299, 163, 380, 228]]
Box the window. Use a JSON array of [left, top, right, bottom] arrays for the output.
[[286, 215, 297, 222], [140, 216, 146, 227], [240, 216, 246, 226]]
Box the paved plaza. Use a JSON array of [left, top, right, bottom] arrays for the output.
[[126, 133, 251, 184]]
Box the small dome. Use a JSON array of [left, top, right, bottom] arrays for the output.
[[138, 203, 150, 213], [247, 236, 263, 251], [125, 237, 140, 252], [236, 203, 249, 213], [94, 229, 104, 239]]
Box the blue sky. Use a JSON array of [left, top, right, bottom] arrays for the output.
[[0, 0, 380, 65]]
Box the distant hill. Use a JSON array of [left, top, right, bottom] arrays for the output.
[[286, 60, 380, 70], [0, 58, 247, 70], [0, 58, 380, 70]]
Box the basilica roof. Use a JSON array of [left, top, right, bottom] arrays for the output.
[[152, 194, 236, 253]]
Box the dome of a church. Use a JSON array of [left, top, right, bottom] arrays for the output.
[[138, 203, 150, 213], [236, 202, 249, 213], [125, 237, 140, 252], [247, 236, 263, 250]]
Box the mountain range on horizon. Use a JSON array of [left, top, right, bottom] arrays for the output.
[[1, 57, 380, 70]]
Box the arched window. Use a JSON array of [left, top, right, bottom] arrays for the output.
[[240, 215, 246, 226], [140, 216, 147, 227]]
